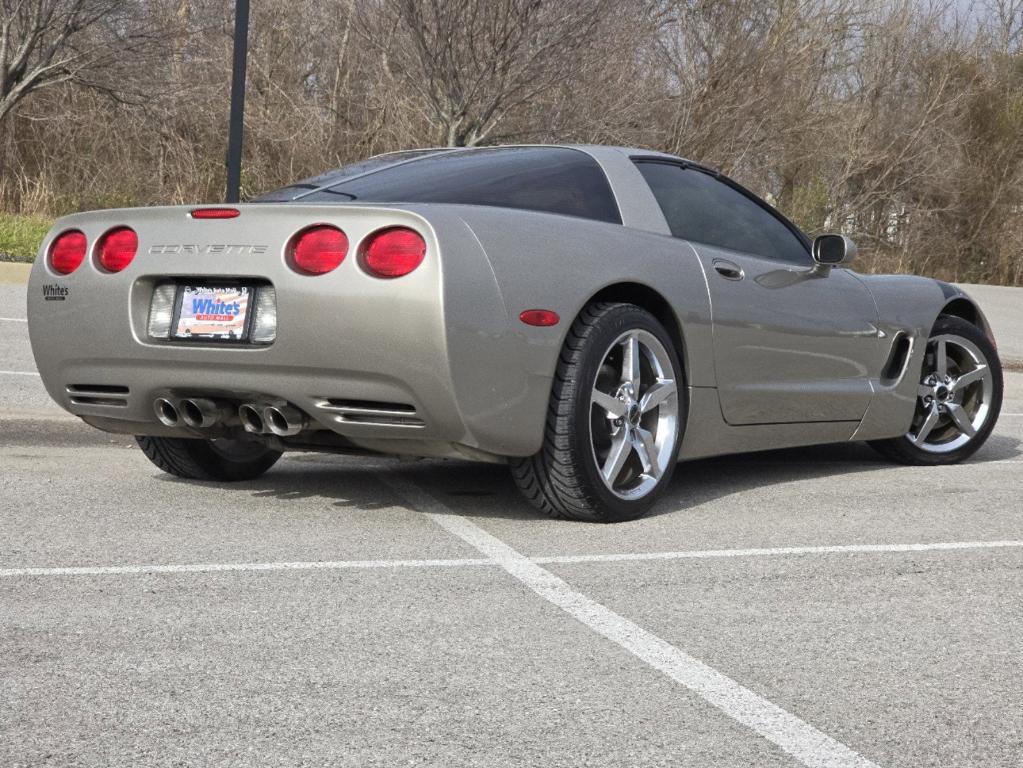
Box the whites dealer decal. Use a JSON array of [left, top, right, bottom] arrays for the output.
[[42, 284, 68, 301]]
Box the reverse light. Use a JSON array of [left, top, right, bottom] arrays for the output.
[[289, 225, 348, 275], [250, 286, 277, 344], [190, 208, 240, 219], [361, 227, 426, 278], [97, 227, 138, 272], [148, 283, 177, 338], [49, 230, 87, 275], [519, 309, 560, 327]]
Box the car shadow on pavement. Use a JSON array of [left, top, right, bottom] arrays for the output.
[[154, 433, 1020, 522], [377, 434, 1022, 522], [666, 435, 1020, 513], [155, 455, 400, 512]]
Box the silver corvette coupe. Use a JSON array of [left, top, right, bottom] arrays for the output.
[[27, 145, 1003, 521]]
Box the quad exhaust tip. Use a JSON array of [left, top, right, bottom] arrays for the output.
[[264, 404, 307, 437], [154, 397, 180, 427], [180, 398, 232, 429], [238, 403, 266, 434]]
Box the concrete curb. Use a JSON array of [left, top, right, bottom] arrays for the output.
[[0, 262, 32, 284]]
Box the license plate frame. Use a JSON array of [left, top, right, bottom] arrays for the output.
[[171, 283, 256, 343]]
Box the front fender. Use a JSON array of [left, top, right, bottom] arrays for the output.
[[851, 274, 990, 441]]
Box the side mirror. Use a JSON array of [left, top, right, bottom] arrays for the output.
[[812, 234, 857, 267]]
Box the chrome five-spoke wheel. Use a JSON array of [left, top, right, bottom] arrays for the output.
[[511, 302, 684, 522], [871, 315, 1002, 465], [910, 334, 993, 453], [590, 330, 679, 499]]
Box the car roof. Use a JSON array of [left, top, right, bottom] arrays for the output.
[[369, 144, 692, 164], [271, 144, 698, 205]]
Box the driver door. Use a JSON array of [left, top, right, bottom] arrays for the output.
[[635, 160, 881, 425]]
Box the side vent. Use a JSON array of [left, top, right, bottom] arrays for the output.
[[879, 334, 912, 385], [316, 399, 424, 428], [67, 384, 130, 407]]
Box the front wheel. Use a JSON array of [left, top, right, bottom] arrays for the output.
[[870, 315, 1002, 464], [135, 435, 282, 481], [511, 302, 684, 522]]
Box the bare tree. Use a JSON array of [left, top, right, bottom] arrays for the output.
[[986, 0, 1023, 52], [0, 0, 157, 124], [368, 0, 622, 146]]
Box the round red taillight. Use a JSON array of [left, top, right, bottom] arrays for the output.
[[49, 230, 87, 275], [289, 225, 348, 275], [97, 227, 138, 273], [361, 227, 426, 278]]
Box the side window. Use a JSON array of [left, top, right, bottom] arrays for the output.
[[635, 161, 810, 265]]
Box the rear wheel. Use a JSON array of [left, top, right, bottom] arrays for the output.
[[870, 315, 1001, 464], [135, 435, 282, 481], [511, 302, 684, 522]]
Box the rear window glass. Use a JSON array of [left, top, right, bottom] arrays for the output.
[[269, 147, 621, 224], [252, 150, 445, 202]]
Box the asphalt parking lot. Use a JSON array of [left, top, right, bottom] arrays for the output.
[[2, 277, 1022, 767]]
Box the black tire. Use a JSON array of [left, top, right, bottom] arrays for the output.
[[869, 315, 1002, 465], [511, 302, 685, 522], [135, 435, 282, 481]]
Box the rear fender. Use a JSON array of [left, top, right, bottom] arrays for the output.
[[442, 206, 714, 456]]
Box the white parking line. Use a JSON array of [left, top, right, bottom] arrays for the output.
[[0, 316, 27, 323], [0, 370, 39, 376], [381, 475, 881, 768], [709, 457, 1022, 467], [4, 539, 1021, 578], [534, 540, 1023, 565]]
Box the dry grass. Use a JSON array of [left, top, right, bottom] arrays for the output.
[[0, 212, 52, 262]]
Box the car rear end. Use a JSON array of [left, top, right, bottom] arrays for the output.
[[26, 202, 527, 460]]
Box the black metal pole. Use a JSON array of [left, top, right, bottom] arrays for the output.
[[225, 0, 250, 203]]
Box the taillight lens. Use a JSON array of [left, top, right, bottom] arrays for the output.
[[49, 230, 87, 275], [97, 227, 138, 273], [361, 227, 426, 278], [289, 225, 348, 275]]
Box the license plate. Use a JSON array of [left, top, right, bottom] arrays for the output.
[[173, 285, 251, 341]]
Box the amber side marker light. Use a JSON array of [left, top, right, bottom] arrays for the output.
[[519, 309, 560, 327]]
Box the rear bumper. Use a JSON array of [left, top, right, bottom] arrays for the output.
[[51, 357, 453, 440]]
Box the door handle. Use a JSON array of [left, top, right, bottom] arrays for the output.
[[713, 259, 744, 280]]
